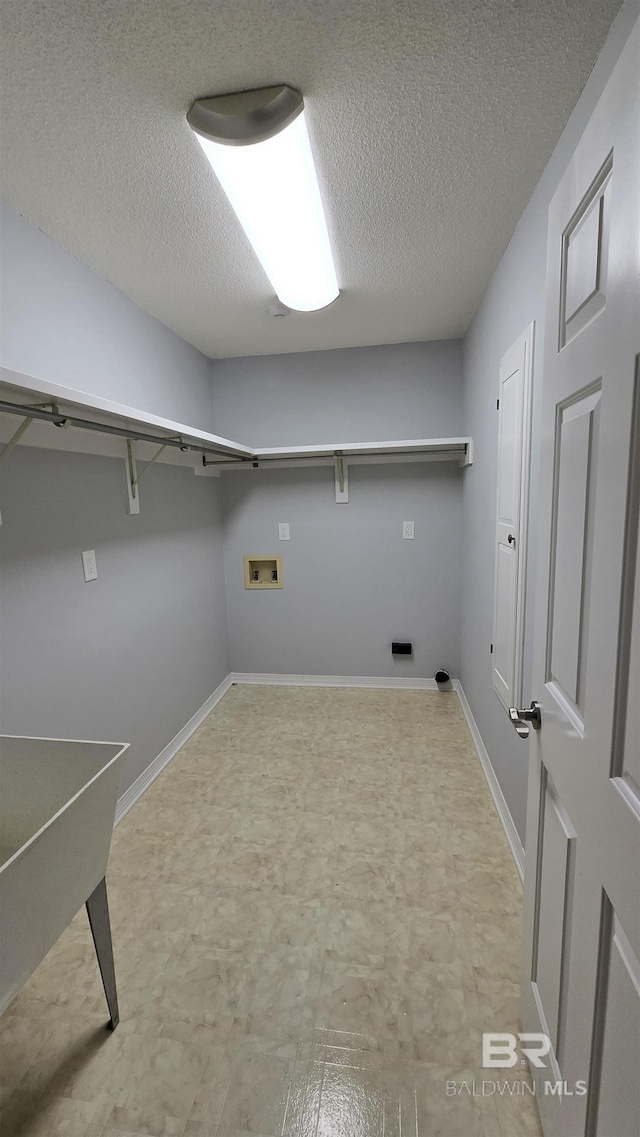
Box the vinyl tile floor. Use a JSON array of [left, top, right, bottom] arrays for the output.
[[1, 685, 543, 1137]]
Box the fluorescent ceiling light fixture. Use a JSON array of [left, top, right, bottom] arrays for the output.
[[187, 86, 339, 312]]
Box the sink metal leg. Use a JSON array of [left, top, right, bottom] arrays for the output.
[[86, 877, 119, 1029]]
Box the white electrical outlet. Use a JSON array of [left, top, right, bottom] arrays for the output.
[[278, 522, 290, 541], [403, 521, 415, 540], [82, 549, 97, 582]]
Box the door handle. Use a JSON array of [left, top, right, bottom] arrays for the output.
[[509, 700, 542, 738], [508, 534, 516, 545]]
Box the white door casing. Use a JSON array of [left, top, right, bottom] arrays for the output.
[[492, 323, 534, 711], [520, 19, 640, 1137]]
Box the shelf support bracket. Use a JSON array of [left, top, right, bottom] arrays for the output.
[[335, 452, 348, 503], [124, 440, 170, 514], [124, 439, 140, 515], [131, 443, 168, 488], [0, 415, 34, 464]]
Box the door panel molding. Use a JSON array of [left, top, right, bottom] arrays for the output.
[[531, 770, 577, 1067], [559, 153, 612, 349], [546, 382, 601, 717], [586, 895, 640, 1137], [611, 357, 640, 816]]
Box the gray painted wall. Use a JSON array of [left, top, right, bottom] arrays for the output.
[[215, 341, 464, 678], [0, 448, 229, 796], [3, 0, 633, 826], [460, 0, 638, 843], [222, 464, 462, 678], [211, 341, 463, 446], [0, 201, 214, 429]]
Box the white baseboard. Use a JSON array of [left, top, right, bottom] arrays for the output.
[[113, 673, 234, 826], [456, 683, 525, 880], [229, 672, 442, 690]]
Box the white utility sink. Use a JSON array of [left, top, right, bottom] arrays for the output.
[[0, 735, 128, 1024]]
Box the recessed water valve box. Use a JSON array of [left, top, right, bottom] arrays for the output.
[[391, 641, 412, 655], [243, 555, 283, 589]]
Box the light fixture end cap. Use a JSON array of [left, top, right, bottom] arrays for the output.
[[187, 85, 303, 146]]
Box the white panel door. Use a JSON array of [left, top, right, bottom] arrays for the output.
[[519, 20, 640, 1137], [492, 324, 533, 710]]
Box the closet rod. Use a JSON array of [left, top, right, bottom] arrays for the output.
[[202, 447, 465, 467], [0, 400, 246, 460]]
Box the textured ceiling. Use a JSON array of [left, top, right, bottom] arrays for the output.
[[0, 0, 621, 359]]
